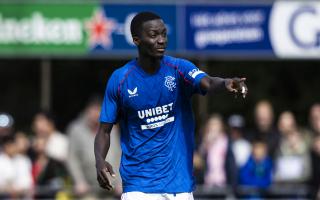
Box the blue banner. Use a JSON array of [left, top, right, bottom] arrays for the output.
[[185, 5, 273, 53]]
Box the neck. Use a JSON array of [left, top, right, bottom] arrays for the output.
[[137, 55, 162, 74]]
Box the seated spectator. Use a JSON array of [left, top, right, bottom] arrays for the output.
[[239, 139, 273, 189], [31, 136, 68, 199], [0, 135, 33, 199], [200, 114, 237, 188], [32, 111, 68, 162], [228, 114, 251, 169], [274, 111, 311, 183]]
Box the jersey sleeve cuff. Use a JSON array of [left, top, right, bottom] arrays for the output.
[[194, 72, 207, 95]]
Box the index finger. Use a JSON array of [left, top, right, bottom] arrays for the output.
[[106, 163, 116, 177]]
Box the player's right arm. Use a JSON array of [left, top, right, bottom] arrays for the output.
[[200, 76, 248, 97], [94, 70, 120, 190], [176, 58, 248, 97], [94, 122, 115, 190]]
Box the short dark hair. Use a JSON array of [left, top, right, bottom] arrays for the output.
[[252, 137, 267, 147], [130, 11, 162, 37]]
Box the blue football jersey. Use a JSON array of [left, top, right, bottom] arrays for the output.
[[100, 55, 207, 193]]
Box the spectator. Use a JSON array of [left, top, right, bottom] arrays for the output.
[[13, 132, 33, 197], [274, 111, 311, 183], [66, 97, 122, 199], [309, 103, 320, 198], [15, 131, 31, 156], [0, 134, 33, 199], [228, 114, 251, 169], [310, 103, 320, 136], [32, 111, 68, 162], [239, 139, 273, 189], [31, 136, 68, 199], [249, 100, 280, 159], [311, 136, 320, 199], [200, 114, 237, 188]]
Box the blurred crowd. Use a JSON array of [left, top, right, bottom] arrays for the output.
[[0, 97, 122, 200], [1, 99, 320, 199], [194, 100, 320, 199]]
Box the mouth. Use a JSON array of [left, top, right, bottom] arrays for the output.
[[156, 48, 165, 53]]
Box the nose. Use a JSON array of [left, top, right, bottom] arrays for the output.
[[158, 35, 166, 44]]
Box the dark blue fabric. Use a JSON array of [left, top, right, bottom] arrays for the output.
[[239, 155, 273, 188]]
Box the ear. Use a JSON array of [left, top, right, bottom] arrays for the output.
[[133, 36, 140, 46]]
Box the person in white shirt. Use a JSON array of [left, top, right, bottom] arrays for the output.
[[0, 134, 33, 198], [228, 114, 251, 168]]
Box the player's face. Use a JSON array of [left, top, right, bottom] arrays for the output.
[[136, 19, 167, 58]]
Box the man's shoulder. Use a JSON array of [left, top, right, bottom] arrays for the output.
[[0, 153, 7, 160], [51, 131, 68, 142], [163, 55, 194, 68], [0, 153, 11, 164], [163, 55, 180, 65], [111, 59, 136, 80], [13, 154, 32, 166]]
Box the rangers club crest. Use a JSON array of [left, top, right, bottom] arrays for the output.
[[164, 76, 176, 91]]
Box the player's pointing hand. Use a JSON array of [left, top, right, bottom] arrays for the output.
[[225, 77, 248, 98]]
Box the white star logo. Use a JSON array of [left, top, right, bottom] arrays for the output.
[[85, 9, 116, 49]]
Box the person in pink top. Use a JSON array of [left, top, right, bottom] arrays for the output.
[[200, 114, 237, 188]]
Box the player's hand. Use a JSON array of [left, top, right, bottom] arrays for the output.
[[96, 160, 115, 190], [225, 77, 248, 98]]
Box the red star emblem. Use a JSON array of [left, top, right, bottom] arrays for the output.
[[85, 9, 116, 48]]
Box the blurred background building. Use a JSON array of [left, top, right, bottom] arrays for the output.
[[0, 0, 320, 199]]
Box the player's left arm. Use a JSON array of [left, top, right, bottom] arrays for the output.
[[200, 76, 248, 98]]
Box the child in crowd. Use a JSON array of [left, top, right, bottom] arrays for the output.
[[239, 139, 273, 188]]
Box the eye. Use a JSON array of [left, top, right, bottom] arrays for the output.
[[148, 31, 157, 38]]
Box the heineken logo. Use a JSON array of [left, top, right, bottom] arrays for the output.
[[0, 5, 175, 55], [0, 8, 117, 48], [0, 12, 83, 45]]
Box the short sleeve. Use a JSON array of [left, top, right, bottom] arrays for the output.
[[177, 58, 208, 95], [100, 71, 120, 123]]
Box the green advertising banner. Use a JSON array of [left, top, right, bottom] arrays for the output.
[[0, 4, 96, 55]]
